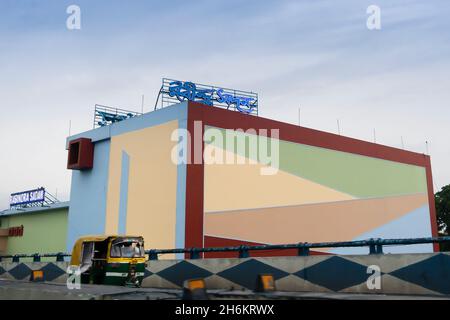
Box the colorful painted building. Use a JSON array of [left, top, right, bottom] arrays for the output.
[[0, 202, 69, 256], [66, 101, 438, 255]]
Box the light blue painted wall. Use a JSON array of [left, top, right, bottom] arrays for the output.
[[118, 151, 130, 234], [110, 102, 187, 137], [66, 139, 111, 251], [330, 205, 433, 255], [66, 102, 188, 148], [175, 117, 188, 257]]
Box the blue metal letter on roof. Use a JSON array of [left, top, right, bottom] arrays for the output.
[[159, 78, 258, 115]]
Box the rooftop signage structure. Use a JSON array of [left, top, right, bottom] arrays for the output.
[[94, 104, 142, 128], [92, 80, 258, 129], [157, 78, 258, 115], [8, 187, 60, 210], [10, 188, 46, 208]]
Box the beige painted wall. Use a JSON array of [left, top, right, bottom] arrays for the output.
[[104, 121, 179, 253]]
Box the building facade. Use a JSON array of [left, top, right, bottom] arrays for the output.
[[66, 101, 438, 255], [0, 202, 69, 256]]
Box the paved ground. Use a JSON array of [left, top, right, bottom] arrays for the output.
[[0, 279, 448, 300]]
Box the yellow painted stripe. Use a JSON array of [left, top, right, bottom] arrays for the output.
[[204, 145, 354, 212]]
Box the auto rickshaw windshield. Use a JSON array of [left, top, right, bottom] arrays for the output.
[[110, 238, 145, 258]]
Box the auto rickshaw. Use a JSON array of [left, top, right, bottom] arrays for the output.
[[70, 235, 146, 287]]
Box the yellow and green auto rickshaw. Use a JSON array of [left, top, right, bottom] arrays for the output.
[[70, 235, 146, 287]]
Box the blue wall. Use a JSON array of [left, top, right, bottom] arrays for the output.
[[66, 139, 111, 251]]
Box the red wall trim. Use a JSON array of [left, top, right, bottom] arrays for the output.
[[190, 101, 430, 167], [184, 106, 205, 256], [204, 236, 329, 258], [185, 101, 439, 254]]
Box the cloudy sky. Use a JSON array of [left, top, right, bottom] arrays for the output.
[[0, 0, 449, 209]]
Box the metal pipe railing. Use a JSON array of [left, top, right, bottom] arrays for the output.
[[0, 252, 70, 263], [1, 236, 449, 262], [144, 236, 450, 260]]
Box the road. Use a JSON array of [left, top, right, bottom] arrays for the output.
[[0, 279, 448, 300]]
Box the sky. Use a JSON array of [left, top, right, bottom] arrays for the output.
[[0, 0, 449, 209]]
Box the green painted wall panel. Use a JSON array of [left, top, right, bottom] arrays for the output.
[[0, 208, 68, 256], [205, 126, 427, 198], [278, 141, 427, 198]]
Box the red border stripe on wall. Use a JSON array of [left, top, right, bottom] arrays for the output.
[[185, 101, 439, 254]]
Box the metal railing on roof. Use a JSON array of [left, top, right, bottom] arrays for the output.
[[94, 104, 142, 128]]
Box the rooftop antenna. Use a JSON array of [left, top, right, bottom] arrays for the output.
[[298, 107, 301, 126], [401, 136, 405, 149], [427, 143, 439, 191], [425, 140, 429, 155], [337, 119, 341, 135], [373, 128, 377, 143], [68, 120, 72, 137]]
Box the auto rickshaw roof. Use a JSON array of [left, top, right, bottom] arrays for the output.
[[70, 235, 143, 265], [75, 234, 143, 243]]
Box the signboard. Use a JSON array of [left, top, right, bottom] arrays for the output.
[[159, 78, 258, 115], [8, 225, 24, 237], [10, 188, 46, 208]]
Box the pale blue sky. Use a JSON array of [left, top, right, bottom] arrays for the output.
[[0, 0, 449, 208]]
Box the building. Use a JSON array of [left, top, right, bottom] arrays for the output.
[[0, 202, 69, 256], [65, 100, 438, 256]]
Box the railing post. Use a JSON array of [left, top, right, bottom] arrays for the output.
[[33, 254, 41, 262], [296, 243, 309, 256], [148, 250, 159, 261], [238, 245, 249, 258], [12, 255, 19, 263], [190, 248, 200, 260], [369, 238, 383, 255], [56, 253, 64, 262], [297, 243, 310, 256], [376, 244, 384, 254]]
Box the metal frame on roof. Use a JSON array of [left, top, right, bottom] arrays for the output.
[[155, 78, 259, 115]]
